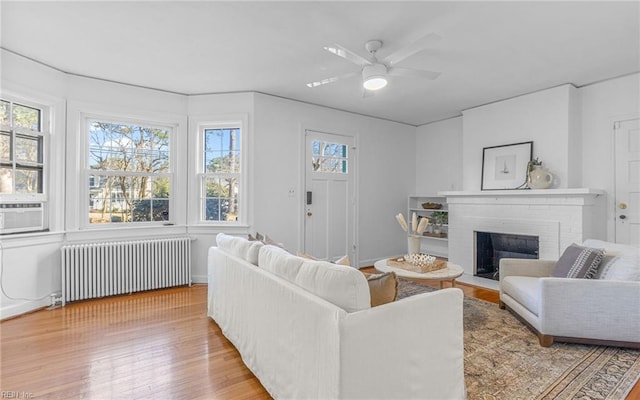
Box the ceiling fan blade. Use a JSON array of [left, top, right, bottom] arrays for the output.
[[388, 67, 441, 81], [385, 33, 441, 66], [323, 44, 372, 67], [306, 71, 359, 88]]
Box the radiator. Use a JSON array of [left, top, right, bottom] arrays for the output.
[[61, 237, 191, 305]]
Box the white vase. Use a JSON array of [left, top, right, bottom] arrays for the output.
[[408, 235, 421, 255], [528, 165, 553, 189]]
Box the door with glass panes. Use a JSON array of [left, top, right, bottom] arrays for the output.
[[304, 130, 356, 265]]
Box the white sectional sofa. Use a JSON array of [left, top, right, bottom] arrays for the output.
[[208, 233, 466, 399], [499, 239, 640, 348]]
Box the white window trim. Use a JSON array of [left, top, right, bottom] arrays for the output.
[[79, 111, 179, 230], [189, 114, 249, 226]]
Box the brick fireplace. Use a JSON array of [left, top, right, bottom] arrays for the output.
[[440, 189, 605, 289]]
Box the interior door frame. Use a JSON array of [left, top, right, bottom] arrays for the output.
[[612, 115, 640, 243], [299, 125, 359, 267]]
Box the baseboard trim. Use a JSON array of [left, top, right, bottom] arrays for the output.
[[1, 298, 51, 320]]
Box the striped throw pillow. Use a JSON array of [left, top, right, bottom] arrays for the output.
[[552, 243, 605, 279]]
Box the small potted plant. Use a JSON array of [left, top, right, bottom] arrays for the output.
[[431, 211, 448, 235]]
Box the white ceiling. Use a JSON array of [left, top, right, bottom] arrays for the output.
[[1, 1, 638, 126]]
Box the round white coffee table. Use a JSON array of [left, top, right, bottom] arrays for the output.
[[374, 258, 464, 289]]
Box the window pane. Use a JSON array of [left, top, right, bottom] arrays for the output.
[[203, 128, 240, 173], [15, 135, 41, 164], [204, 176, 239, 221], [311, 141, 348, 174], [205, 151, 240, 173], [0, 132, 10, 160], [0, 101, 9, 126], [89, 174, 170, 224], [312, 157, 348, 174], [14, 167, 42, 193], [130, 177, 170, 221], [88, 120, 170, 173], [0, 167, 13, 193], [151, 199, 169, 221], [13, 103, 40, 131]]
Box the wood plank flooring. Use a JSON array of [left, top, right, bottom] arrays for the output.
[[1, 279, 637, 399]]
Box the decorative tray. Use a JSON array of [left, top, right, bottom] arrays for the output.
[[388, 258, 447, 273], [421, 202, 442, 209], [422, 232, 447, 238]]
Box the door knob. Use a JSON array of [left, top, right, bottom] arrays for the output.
[[307, 212, 313, 217], [619, 215, 627, 220], [619, 202, 628, 210]]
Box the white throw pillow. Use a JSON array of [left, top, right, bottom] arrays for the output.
[[583, 239, 640, 281]]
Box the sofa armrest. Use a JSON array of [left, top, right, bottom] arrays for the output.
[[500, 258, 556, 280], [539, 278, 640, 343], [339, 288, 465, 400]]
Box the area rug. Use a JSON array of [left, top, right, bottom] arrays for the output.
[[397, 279, 640, 400]]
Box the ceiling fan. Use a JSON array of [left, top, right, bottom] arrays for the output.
[[306, 33, 442, 92]]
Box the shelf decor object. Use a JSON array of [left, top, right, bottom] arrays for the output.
[[481, 141, 533, 190], [396, 211, 429, 254], [527, 158, 554, 189]]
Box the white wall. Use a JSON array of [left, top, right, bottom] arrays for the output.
[[580, 73, 640, 240], [415, 75, 639, 244], [461, 84, 578, 190], [415, 117, 463, 194], [253, 93, 416, 266]]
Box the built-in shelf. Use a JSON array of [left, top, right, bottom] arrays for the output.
[[408, 195, 448, 258]]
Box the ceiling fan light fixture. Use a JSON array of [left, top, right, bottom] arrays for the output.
[[362, 64, 388, 91]]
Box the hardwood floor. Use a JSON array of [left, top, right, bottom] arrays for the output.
[[1, 285, 270, 400], [1, 280, 638, 399]]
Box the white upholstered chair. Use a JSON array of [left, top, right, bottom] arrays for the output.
[[499, 239, 640, 348]]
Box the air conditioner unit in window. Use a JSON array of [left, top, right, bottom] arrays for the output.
[[0, 203, 45, 234]]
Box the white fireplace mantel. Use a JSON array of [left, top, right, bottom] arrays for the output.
[[439, 188, 605, 198], [439, 188, 606, 290]]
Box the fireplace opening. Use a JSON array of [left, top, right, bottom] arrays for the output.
[[475, 232, 539, 281]]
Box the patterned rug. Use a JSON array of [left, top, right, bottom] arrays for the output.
[[397, 279, 640, 400]]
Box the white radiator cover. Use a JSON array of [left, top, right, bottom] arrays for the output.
[[61, 237, 191, 305]]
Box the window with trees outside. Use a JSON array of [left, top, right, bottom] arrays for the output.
[[0, 99, 46, 196], [87, 118, 171, 225], [201, 126, 240, 222]]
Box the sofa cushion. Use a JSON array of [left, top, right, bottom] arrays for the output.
[[364, 272, 398, 307], [259, 245, 370, 312], [300, 253, 396, 307], [551, 243, 604, 279], [501, 276, 540, 316], [216, 233, 263, 265], [583, 239, 640, 281]]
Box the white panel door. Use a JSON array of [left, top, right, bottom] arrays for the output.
[[615, 118, 640, 245], [304, 130, 355, 263]]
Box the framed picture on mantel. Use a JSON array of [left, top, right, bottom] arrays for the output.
[[481, 141, 532, 190]]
